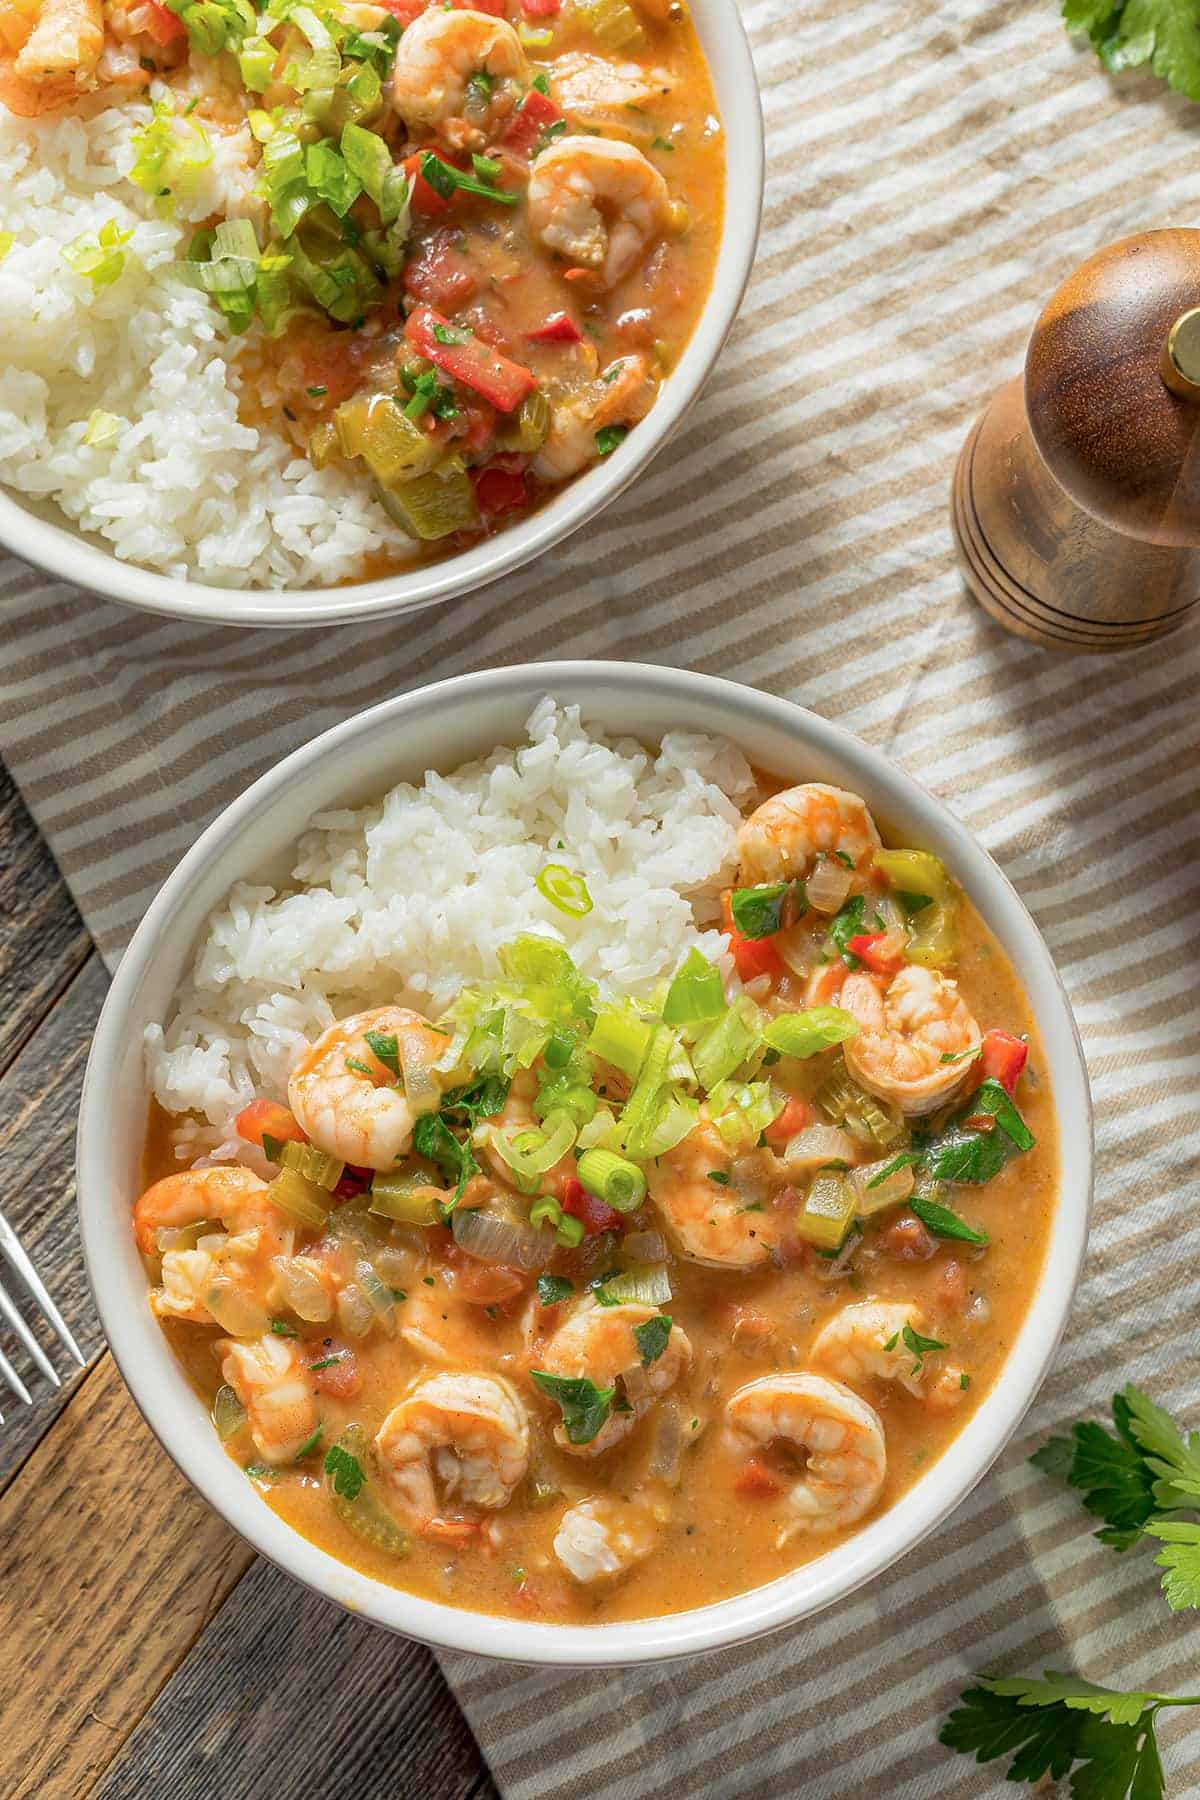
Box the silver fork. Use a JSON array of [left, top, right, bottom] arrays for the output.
[[0, 1209, 85, 1419]]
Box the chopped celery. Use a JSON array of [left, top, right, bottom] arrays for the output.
[[376, 457, 480, 540], [815, 1066, 907, 1152], [494, 389, 551, 453], [692, 996, 759, 1092], [662, 948, 725, 1026], [588, 1005, 652, 1080], [335, 393, 441, 484], [369, 1174, 442, 1226], [576, 1147, 645, 1212], [762, 1006, 859, 1058], [795, 1172, 856, 1250], [620, 1025, 674, 1157], [268, 1165, 330, 1229], [873, 848, 951, 901], [640, 1092, 699, 1158], [874, 847, 959, 967], [577, 0, 644, 48], [533, 1073, 596, 1128], [851, 1154, 917, 1215], [280, 1140, 344, 1191], [212, 1383, 247, 1442]]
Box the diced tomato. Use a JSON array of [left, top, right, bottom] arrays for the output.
[[975, 1028, 1028, 1097], [235, 1098, 306, 1151], [720, 890, 785, 982], [473, 464, 529, 518], [444, 1242, 528, 1306], [403, 152, 455, 217], [526, 311, 583, 345], [734, 1456, 782, 1498], [403, 227, 480, 310], [502, 87, 563, 156], [142, 0, 187, 44], [522, 0, 561, 13], [307, 1343, 362, 1400], [333, 1165, 371, 1201], [879, 1213, 938, 1263], [405, 305, 536, 413], [763, 1096, 812, 1148], [846, 932, 905, 976], [561, 1177, 621, 1236]]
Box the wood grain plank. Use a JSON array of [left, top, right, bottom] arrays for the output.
[[0, 953, 108, 1486], [0, 1353, 256, 1800], [92, 1558, 500, 1800], [0, 760, 92, 1073]]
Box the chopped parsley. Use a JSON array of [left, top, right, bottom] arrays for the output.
[[594, 423, 628, 456], [363, 1028, 400, 1077], [908, 1193, 989, 1246], [536, 1273, 574, 1306], [260, 1131, 285, 1164], [530, 1370, 615, 1445], [902, 1321, 945, 1374], [306, 383, 327, 397], [707, 1169, 730, 1185], [344, 1056, 374, 1075], [730, 879, 805, 939], [634, 1315, 672, 1366], [323, 1443, 365, 1502], [269, 1318, 297, 1337], [294, 1425, 323, 1460]]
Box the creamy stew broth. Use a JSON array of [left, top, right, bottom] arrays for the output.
[[140, 781, 1057, 1625]]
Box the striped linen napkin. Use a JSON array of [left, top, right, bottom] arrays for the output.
[[2, 0, 1200, 1791]]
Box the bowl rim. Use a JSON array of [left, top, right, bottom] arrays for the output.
[[0, 0, 764, 630], [77, 662, 1093, 1665]]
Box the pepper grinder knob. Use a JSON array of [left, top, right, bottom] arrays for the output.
[[953, 228, 1200, 648]]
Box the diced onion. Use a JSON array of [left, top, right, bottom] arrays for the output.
[[452, 1206, 555, 1271], [648, 1402, 683, 1483], [272, 1254, 333, 1323], [398, 1023, 441, 1116], [781, 1124, 858, 1169], [595, 1263, 671, 1306], [622, 1230, 667, 1263], [336, 1280, 377, 1340], [356, 1257, 397, 1326], [212, 1383, 247, 1442], [807, 857, 853, 914], [851, 1158, 916, 1214], [204, 1282, 269, 1338]]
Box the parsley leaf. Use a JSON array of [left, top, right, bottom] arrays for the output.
[[1144, 1519, 1200, 1611], [901, 1320, 944, 1374], [1064, 0, 1200, 101], [412, 1112, 477, 1208], [826, 894, 881, 966], [919, 1078, 1035, 1184], [730, 880, 805, 939], [530, 1370, 615, 1445], [324, 1443, 366, 1502], [908, 1193, 989, 1246], [1030, 1386, 1199, 1554], [260, 1131, 285, 1164], [364, 1028, 400, 1077], [941, 1671, 1182, 1796], [536, 1273, 573, 1306], [634, 1314, 672, 1366]]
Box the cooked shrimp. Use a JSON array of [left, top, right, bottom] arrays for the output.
[[809, 1299, 938, 1400], [725, 1373, 886, 1533], [288, 1005, 449, 1170], [553, 1495, 660, 1583], [737, 783, 881, 889], [375, 1372, 529, 1529], [0, 0, 150, 114], [841, 964, 980, 1116], [536, 1298, 691, 1456], [390, 7, 528, 148], [528, 137, 670, 290], [533, 350, 657, 483], [646, 1108, 778, 1270], [550, 51, 674, 135], [135, 1166, 292, 1329], [219, 1333, 319, 1465]]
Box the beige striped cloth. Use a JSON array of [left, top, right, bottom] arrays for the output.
[[3, 0, 1200, 1790]]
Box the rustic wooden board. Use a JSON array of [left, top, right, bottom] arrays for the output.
[[0, 759, 496, 1800]]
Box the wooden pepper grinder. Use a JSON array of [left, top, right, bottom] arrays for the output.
[[952, 229, 1200, 649]]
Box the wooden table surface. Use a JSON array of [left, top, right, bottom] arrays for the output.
[[0, 757, 499, 1800]]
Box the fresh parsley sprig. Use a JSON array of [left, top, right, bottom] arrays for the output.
[[1032, 1385, 1200, 1599], [1063, 0, 1200, 103], [941, 1671, 1200, 1798]]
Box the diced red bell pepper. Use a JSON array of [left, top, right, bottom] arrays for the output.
[[143, 0, 187, 45], [473, 464, 529, 518], [403, 227, 480, 310], [235, 1098, 306, 1151], [763, 1096, 812, 1148], [561, 1176, 621, 1236], [522, 0, 561, 13], [502, 87, 563, 156], [734, 1456, 782, 1498], [526, 310, 583, 345], [405, 305, 536, 413], [846, 932, 905, 977], [976, 1029, 1028, 1097], [720, 890, 785, 982], [307, 1344, 362, 1399]]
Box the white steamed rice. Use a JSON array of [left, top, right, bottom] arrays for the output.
[[0, 96, 404, 587], [147, 699, 758, 1161]]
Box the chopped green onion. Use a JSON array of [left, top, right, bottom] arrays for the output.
[[0, 232, 13, 263], [491, 1108, 577, 1184], [691, 996, 759, 1092], [63, 217, 134, 290], [555, 1213, 585, 1248], [529, 1194, 562, 1231], [661, 948, 725, 1026], [588, 1005, 652, 1079], [84, 410, 122, 447], [707, 1078, 782, 1150], [285, 4, 342, 92], [594, 1264, 671, 1307], [535, 863, 593, 917], [128, 100, 212, 216], [166, 0, 254, 56], [237, 33, 276, 90], [305, 140, 361, 217], [576, 1147, 645, 1212], [762, 1007, 859, 1058], [472, 151, 502, 178], [619, 1024, 674, 1157], [341, 122, 410, 226]]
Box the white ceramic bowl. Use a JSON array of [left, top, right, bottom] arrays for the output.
[[0, 9, 762, 631], [78, 663, 1092, 1664]]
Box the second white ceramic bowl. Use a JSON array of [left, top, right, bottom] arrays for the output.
[[0, 3, 763, 629], [77, 663, 1092, 1663]]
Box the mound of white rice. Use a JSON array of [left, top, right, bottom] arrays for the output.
[[0, 97, 403, 587], [147, 699, 758, 1160]]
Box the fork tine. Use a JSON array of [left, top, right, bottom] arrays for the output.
[[0, 1343, 32, 1407], [0, 1275, 61, 1388], [0, 1211, 85, 1367]]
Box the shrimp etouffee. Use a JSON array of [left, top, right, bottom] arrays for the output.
[[1, 0, 721, 566], [138, 779, 1058, 1624]]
